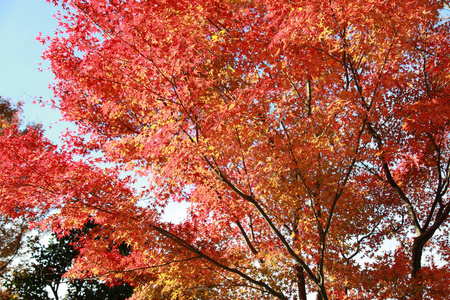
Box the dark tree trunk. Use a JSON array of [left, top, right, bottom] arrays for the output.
[[295, 264, 308, 300], [411, 237, 426, 279], [410, 235, 428, 299], [315, 284, 328, 300]]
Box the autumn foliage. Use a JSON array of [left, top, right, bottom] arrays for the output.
[[1, 0, 450, 299], [0, 98, 29, 275]]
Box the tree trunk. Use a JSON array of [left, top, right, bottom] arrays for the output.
[[409, 213, 447, 300], [295, 264, 307, 300], [411, 237, 425, 279], [315, 284, 328, 300], [410, 235, 427, 299], [50, 283, 59, 300]]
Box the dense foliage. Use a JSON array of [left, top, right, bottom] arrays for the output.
[[1, 0, 450, 299], [6, 224, 133, 300], [0, 98, 28, 276]]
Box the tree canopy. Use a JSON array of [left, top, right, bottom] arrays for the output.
[[1, 0, 450, 299], [5, 223, 133, 300], [0, 98, 29, 276]]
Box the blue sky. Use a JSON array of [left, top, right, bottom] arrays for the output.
[[0, 0, 189, 221], [0, 0, 64, 139]]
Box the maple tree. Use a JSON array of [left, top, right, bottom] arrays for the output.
[[1, 0, 450, 299], [0, 98, 29, 276]]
